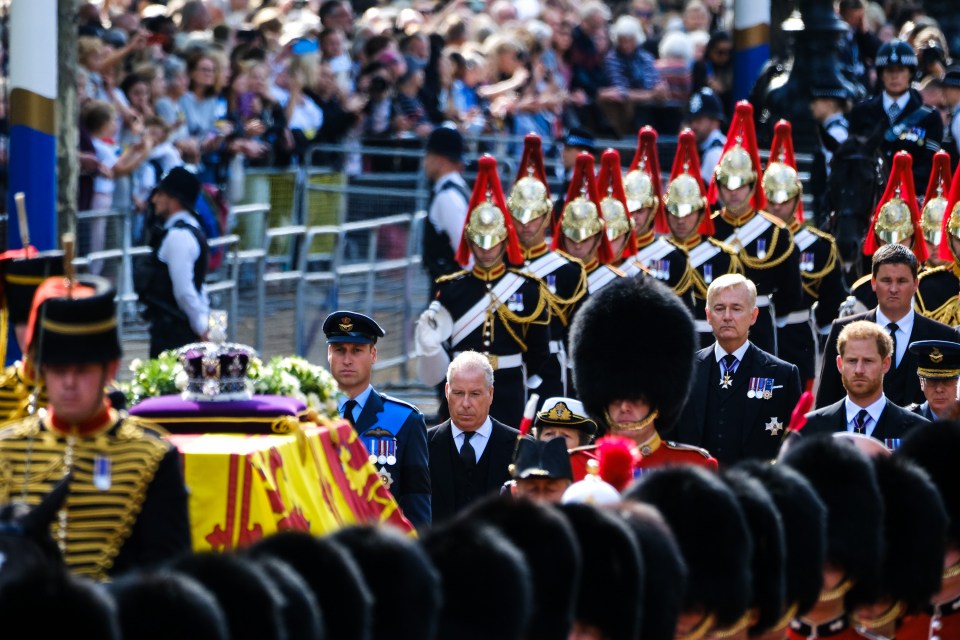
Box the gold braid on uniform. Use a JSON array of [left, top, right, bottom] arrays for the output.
[[916, 264, 960, 325], [801, 230, 840, 299], [685, 241, 745, 300], [0, 412, 171, 581], [434, 269, 469, 284], [487, 269, 550, 351], [851, 601, 903, 631], [736, 213, 795, 270], [521, 258, 588, 326]]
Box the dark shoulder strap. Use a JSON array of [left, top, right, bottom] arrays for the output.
[[437, 179, 470, 203]]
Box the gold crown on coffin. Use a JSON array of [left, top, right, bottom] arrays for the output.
[[874, 189, 915, 245], [507, 172, 552, 224], [602, 194, 632, 241], [179, 341, 255, 401], [664, 170, 707, 218], [562, 194, 604, 243], [714, 141, 756, 190], [762, 161, 802, 204], [922, 194, 948, 245], [624, 167, 656, 212], [466, 194, 509, 249]]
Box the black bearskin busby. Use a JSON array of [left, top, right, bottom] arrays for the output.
[[722, 467, 787, 635], [570, 276, 696, 435], [556, 502, 644, 640], [0, 572, 120, 639], [254, 557, 325, 640], [109, 571, 229, 640], [331, 524, 442, 640], [872, 454, 948, 614], [248, 531, 372, 640], [463, 495, 581, 640], [735, 460, 827, 619], [625, 465, 752, 629], [779, 435, 884, 609], [421, 518, 532, 640], [616, 502, 688, 640], [896, 421, 960, 549]]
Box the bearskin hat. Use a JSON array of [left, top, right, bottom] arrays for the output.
[[248, 531, 372, 640], [556, 502, 644, 640], [422, 518, 532, 640], [464, 495, 582, 640], [735, 460, 827, 618], [254, 558, 325, 640], [779, 435, 884, 609], [616, 502, 688, 640], [331, 525, 442, 640], [722, 468, 787, 635], [872, 454, 948, 613], [570, 276, 696, 435], [169, 553, 285, 640], [0, 571, 120, 639], [624, 465, 751, 629], [108, 571, 229, 640], [896, 421, 960, 548]]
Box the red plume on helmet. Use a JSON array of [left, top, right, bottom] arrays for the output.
[[456, 155, 525, 267], [767, 119, 804, 223], [666, 128, 713, 236], [924, 150, 951, 207], [708, 100, 766, 211], [939, 153, 960, 261], [597, 148, 638, 259], [863, 151, 927, 261], [552, 152, 616, 265], [628, 126, 667, 233], [513, 132, 552, 199]]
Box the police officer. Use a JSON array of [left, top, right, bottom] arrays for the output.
[[906, 340, 960, 421], [422, 126, 469, 295], [943, 66, 960, 164], [324, 310, 431, 529], [686, 86, 726, 184], [0, 273, 191, 580], [848, 38, 943, 190], [416, 155, 554, 428], [507, 134, 587, 396], [917, 153, 960, 324], [709, 101, 803, 358], [663, 128, 742, 348], [764, 120, 846, 386]]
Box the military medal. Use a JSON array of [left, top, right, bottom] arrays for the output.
[[546, 275, 557, 294], [720, 357, 736, 389], [363, 428, 398, 467], [747, 377, 760, 398], [801, 251, 814, 272], [703, 264, 713, 284], [765, 417, 783, 436], [883, 438, 901, 451], [762, 378, 774, 399], [93, 455, 111, 491], [756, 238, 767, 260]]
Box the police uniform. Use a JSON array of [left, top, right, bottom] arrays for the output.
[[709, 103, 803, 358], [324, 311, 431, 529], [508, 134, 587, 396], [688, 87, 727, 184], [0, 274, 190, 580]]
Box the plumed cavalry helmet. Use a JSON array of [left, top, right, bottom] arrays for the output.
[[710, 100, 766, 211], [456, 155, 525, 266], [763, 119, 804, 220], [624, 126, 661, 213], [596, 148, 637, 258], [508, 134, 553, 225], [864, 151, 927, 261], [940, 151, 960, 261], [561, 154, 605, 242], [922, 150, 951, 246], [875, 38, 918, 73], [664, 129, 709, 219]]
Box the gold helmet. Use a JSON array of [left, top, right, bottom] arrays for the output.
[[762, 162, 802, 204], [624, 167, 656, 212], [601, 194, 631, 241], [465, 198, 509, 249], [714, 142, 756, 190], [507, 172, 552, 224], [922, 194, 948, 246], [665, 172, 707, 218], [562, 195, 604, 242], [947, 202, 960, 242], [874, 190, 915, 245]]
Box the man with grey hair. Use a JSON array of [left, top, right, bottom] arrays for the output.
[[427, 351, 527, 522], [675, 273, 801, 465]]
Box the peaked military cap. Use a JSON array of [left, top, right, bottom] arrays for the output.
[[908, 339, 960, 379], [535, 397, 598, 437], [323, 310, 385, 344]]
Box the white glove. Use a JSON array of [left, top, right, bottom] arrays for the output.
[[415, 301, 452, 355]]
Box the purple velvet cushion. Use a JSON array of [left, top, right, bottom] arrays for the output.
[[130, 394, 309, 434]]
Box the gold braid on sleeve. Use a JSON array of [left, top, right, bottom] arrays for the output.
[[801, 237, 839, 299], [737, 224, 795, 270], [488, 276, 550, 351]]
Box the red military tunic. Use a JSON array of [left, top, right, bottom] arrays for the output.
[[569, 447, 599, 481], [634, 432, 718, 473], [898, 595, 960, 640], [787, 616, 876, 640]]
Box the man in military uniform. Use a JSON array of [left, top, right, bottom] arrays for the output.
[[906, 340, 960, 421], [663, 128, 742, 348], [675, 274, 801, 466], [619, 127, 691, 292], [0, 273, 190, 580], [848, 38, 943, 191], [507, 133, 586, 396], [570, 277, 718, 476], [324, 310, 431, 529], [552, 127, 596, 227], [918, 151, 951, 269], [709, 101, 802, 357], [416, 155, 554, 428], [595, 147, 641, 277], [551, 152, 624, 296], [763, 120, 846, 387], [917, 154, 960, 325]]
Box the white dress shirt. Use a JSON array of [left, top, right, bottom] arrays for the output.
[[882, 92, 910, 121], [429, 172, 469, 256], [713, 340, 751, 370], [338, 385, 374, 423], [158, 211, 210, 336], [844, 394, 887, 437], [451, 416, 493, 461], [875, 307, 914, 368]]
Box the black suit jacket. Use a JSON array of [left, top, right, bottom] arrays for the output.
[[428, 418, 520, 523], [910, 401, 936, 422], [816, 309, 960, 408], [802, 398, 929, 440], [674, 342, 801, 466]]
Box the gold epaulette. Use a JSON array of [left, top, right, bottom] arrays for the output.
[[707, 236, 742, 257], [916, 266, 960, 324], [435, 270, 469, 284], [851, 273, 871, 292], [758, 209, 790, 229], [663, 440, 713, 458], [918, 264, 952, 281], [0, 364, 48, 424]]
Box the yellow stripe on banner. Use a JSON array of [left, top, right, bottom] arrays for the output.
[[9, 88, 56, 135], [734, 23, 770, 50]]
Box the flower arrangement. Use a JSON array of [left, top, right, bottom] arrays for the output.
[[124, 352, 340, 418]]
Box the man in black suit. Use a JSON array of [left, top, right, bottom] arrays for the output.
[[803, 320, 928, 443], [428, 351, 526, 523], [326, 310, 431, 529], [816, 244, 960, 408], [907, 340, 960, 421], [675, 273, 801, 466]]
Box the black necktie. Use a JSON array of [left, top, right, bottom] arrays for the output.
[[854, 409, 869, 434], [887, 322, 899, 367], [461, 431, 477, 469], [342, 399, 358, 427]]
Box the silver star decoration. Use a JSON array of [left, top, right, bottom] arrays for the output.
[[765, 417, 783, 436]]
